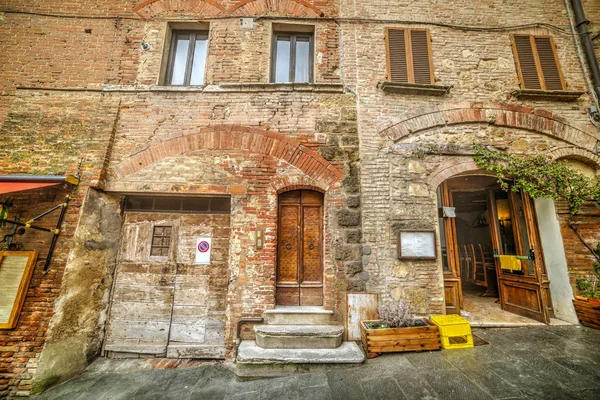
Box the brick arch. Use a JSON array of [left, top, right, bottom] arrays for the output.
[[133, 0, 225, 19], [549, 147, 600, 170], [228, 0, 324, 17], [429, 159, 482, 189], [379, 103, 599, 153], [110, 126, 343, 187], [271, 178, 328, 194]]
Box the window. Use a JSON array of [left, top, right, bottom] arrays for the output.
[[150, 226, 171, 257], [271, 31, 314, 83], [385, 28, 434, 84], [125, 196, 231, 214], [511, 35, 565, 90], [165, 30, 208, 85]]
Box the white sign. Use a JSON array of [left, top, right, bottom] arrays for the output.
[[398, 231, 436, 259], [195, 238, 212, 265]]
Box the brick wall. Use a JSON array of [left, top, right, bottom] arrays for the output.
[[0, 1, 358, 397]]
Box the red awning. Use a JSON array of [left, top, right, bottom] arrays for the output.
[[0, 182, 61, 195], [0, 175, 79, 195]]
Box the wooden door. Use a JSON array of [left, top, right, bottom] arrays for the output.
[[277, 190, 324, 306], [488, 188, 550, 323], [439, 182, 463, 314]]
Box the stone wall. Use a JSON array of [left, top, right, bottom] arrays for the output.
[[338, 0, 600, 314]]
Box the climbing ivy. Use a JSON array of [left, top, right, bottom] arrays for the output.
[[473, 145, 600, 215]]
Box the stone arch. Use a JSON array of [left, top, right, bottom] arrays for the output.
[[548, 146, 600, 170], [379, 103, 599, 153], [133, 0, 225, 19], [110, 125, 343, 187], [228, 0, 324, 17]]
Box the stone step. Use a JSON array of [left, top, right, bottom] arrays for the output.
[[254, 324, 344, 349], [236, 341, 365, 376], [263, 306, 333, 325]]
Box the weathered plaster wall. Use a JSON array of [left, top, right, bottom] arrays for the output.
[[33, 189, 123, 393]]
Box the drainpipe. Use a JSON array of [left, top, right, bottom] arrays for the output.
[[571, 0, 600, 123]]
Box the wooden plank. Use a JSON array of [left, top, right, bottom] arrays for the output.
[[347, 293, 379, 341]]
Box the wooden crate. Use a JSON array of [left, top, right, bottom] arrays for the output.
[[360, 319, 441, 358], [573, 299, 600, 330]]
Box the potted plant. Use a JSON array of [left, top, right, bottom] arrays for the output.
[[360, 300, 441, 358], [573, 256, 600, 330]]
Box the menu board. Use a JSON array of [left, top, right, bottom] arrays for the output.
[[0, 252, 37, 329], [397, 231, 436, 260]]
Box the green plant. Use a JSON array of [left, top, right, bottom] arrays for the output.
[[473, 145, 600, 215], [378, 299, 413, 328], [576, 262, 600, 300]]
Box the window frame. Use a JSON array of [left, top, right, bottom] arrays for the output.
[[385, 27, 435, 85], [150, 226, 172, 257], [271, 31, 315, 83], [165, 29, 209, 86], [510, 34, 566, 91]]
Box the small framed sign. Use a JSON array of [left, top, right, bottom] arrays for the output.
[[0, 251, 38, 329], [397, 231, 436, 260]]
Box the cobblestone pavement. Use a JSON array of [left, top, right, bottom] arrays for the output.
[[33, 325, 600, 399]]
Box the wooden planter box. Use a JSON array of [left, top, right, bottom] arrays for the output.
[[360, 319, 441, 358], [573, 298, 600, 330]]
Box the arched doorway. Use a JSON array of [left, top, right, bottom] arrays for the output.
[[438, 175, 552, 324], [276, 189, 324, 306]]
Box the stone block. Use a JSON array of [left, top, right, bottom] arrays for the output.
[[338, 210, 361, 227], [346, 196, 360, 208], [335, 244, 362, 261], [345, 229, 362, 244]]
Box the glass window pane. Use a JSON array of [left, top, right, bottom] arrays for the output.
[[295, 38, 310, 83], [182, 197, 210, 212], [190, 38, 208, 85], [170, 36, 190, 85], [275, 37, 291, 83], [210, 198, 231, 213], [154, 197, 181, 211]]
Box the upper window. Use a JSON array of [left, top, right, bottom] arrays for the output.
[[271, 31, 314, 83], [165, 30, 208, 86], [385, 28, 434, 85], [511, 34, 565, 91]]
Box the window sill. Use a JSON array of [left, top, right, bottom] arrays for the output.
[[379, 81, 452, 96], [511, 89, 585, 101], [102, 83, 345, 94], [217, 83, 344, 93]]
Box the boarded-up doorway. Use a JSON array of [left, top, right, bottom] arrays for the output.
[[103, 196, 230, 358]]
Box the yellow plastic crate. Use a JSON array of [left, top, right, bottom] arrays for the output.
[[430, 315, 473, 349]]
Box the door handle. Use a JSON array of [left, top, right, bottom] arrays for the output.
[[285, 243, 292, 250]]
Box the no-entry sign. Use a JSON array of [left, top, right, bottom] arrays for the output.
[[195, 238, 212, 264]]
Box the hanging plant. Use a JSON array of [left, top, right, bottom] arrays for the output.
[[473, 145, 600, 215], [473, 145, 600, 262]]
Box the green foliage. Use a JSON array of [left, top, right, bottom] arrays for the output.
[[473, 145, 600, 215], [576, 261, 600, 300]]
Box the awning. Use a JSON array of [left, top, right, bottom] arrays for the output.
[[0, 175, 79, 195]]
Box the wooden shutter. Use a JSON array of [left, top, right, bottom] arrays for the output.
[[410, 30, 434, 84], [386, 28, 433, 84], [386, 28, 409, 83], [511, 35, 565, 90], [534, 37, 564, 90]]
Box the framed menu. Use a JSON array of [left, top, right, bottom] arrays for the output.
[[397, 231, 436, 260], [0, 252, 38, 329]]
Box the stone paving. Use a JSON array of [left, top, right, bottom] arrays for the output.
[[33, 325, 600, 400]]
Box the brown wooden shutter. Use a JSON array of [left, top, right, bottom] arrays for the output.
[[386, 28, 433, 84], [410, 30, 433, 84], [512, 34, 565, 90], [534, 37, 565, 90], [386, 28, 409, 83]]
